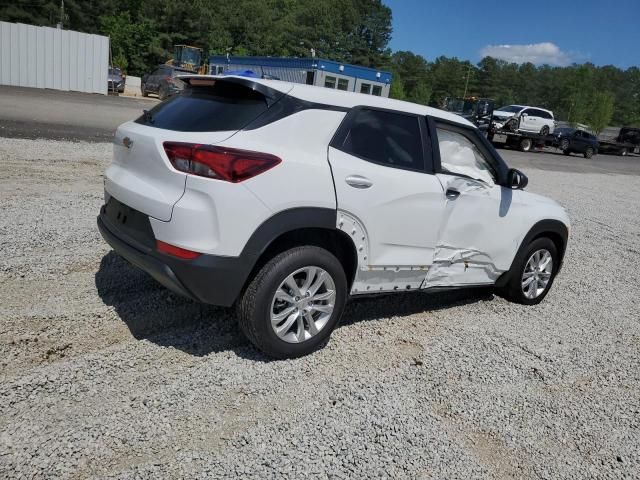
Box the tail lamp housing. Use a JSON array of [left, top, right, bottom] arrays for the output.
[[163, 142, 281, 183]]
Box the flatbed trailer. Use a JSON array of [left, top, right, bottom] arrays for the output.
[[488, 129, 551, 152], [596, 127, 640, 156]]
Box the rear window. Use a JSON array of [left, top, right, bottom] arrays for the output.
[[135, 81, 269, 132]]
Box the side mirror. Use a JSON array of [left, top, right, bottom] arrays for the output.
[[507, 168, 528, 190]]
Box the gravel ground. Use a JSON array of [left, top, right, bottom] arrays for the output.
[[1, 137, 639, 479]]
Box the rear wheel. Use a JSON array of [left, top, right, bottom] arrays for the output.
[[584, 147, 594, 159], [620, 147, 628, 156], [498, 237, 558, 305], [237, 246, 347, 359], [540, 125, 550, 136], [520, 138, 532, 152], [141, 85, 149, 97]]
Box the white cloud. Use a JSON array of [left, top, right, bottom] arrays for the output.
[[479, 42, 573, 66]]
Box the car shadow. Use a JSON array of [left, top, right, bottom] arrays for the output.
[[95, 251, 494, 361]]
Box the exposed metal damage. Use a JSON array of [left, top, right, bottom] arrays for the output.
[[423, 244, 503, 287]]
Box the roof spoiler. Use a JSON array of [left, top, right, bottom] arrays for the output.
[[176, 74, 292, 106]]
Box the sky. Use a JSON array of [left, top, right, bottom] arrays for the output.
[[382, 0, 640, 69]]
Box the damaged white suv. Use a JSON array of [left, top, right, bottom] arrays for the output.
[[98, 75, 570, 358]]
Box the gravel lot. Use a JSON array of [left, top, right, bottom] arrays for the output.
[[1, 137, 639, 479]]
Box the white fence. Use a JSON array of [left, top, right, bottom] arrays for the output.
[[0, 21, 109, 95]]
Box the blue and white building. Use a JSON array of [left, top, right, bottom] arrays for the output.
[[208, 55, 392, 97]]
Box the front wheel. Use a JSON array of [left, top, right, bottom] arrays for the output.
[[540, 125, 550, 136], [498, 237, 559, 305], [584, 147, 594, 159], [237, 246, 348, 358]]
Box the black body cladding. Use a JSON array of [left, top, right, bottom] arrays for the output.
[[98, 197, 337, 307]]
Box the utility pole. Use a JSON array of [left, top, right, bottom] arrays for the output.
[[57, 0, 65, 29], [463, 64, 472, 98]]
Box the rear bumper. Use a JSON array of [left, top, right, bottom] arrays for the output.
[[97, 204, 254, 307]]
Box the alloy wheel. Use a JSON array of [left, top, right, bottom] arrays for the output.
[[521, 249, 553, 299], [270, 266, 336, 343]]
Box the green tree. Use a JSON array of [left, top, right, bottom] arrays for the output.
[[389, 77, 406, 100], [588, 92, 615, 134]]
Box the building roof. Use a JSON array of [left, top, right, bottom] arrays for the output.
[[208, 55, 393, 84]]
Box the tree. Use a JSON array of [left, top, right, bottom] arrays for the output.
[[389, 77, 406, 100], [588, 92, 615, 134], [388, 51, 431, 104]]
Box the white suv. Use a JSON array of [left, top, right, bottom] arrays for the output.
[[492, 105, 555, 135], [98, 76, 570, 358]]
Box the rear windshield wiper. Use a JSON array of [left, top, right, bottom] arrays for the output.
[[142, 110, 154, 124]]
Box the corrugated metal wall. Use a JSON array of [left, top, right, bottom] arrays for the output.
[[0, 21, 109, 95]]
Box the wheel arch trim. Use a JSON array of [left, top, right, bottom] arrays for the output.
[[495, 219, 569, 288]]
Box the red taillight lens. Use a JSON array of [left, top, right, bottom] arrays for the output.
[[163, 142, 281, 183], [156, 240, 201, 259]]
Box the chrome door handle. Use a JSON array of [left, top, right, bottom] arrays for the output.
[[345, 175, 373, 189]]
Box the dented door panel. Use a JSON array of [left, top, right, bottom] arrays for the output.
[[424, 174, 524, 287]]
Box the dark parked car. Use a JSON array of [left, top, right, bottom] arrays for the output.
[[108, 67, 125, 93], [141, 65, 191, 100], [552, 127, 599, 158]]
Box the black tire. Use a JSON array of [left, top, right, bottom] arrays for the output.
[[540, 125, 550, 136], [498, 237, 559, 305], [158, 86, 168, 101], [237, 246, 348, 359], [584, 147, 594, 159], [141, 85, 149, 97], [620, 147, 628, 156], [560, 139, 570, 154], [520, 138, 532, 152]]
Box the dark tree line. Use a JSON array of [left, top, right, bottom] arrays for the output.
[[2, 0, 638, 126]]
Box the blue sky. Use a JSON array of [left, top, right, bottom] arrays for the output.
[[383, 0, 639, 69]]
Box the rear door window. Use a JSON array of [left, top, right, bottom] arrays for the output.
[[135, 80, 269, 132], [335, 108, 425, 172]]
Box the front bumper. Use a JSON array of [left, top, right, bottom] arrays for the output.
[[97, 198, 253, 307], [108, 82, 125, 93]]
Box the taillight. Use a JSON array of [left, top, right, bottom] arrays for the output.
[[163, 142, 281, 183], [156, 240, 201, 260]]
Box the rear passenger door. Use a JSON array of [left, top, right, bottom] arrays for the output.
[[520, 108, 539, 132], [328, 107, 446, 270]]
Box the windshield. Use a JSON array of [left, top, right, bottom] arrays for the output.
[[179, 48, 201, 67], [109, 68, 121, 76], [495, 105, 522, 113], [446, 98, 475, 115], [555, 127, 574, 135]]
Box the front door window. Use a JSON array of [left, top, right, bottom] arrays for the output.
[[437, 128, 496, 184]]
